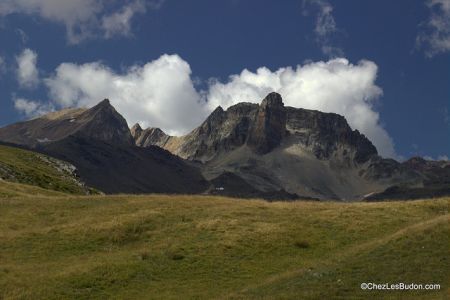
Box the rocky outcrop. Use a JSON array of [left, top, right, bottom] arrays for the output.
[[131, 92, 449, 200], [133, 126, 171, 148], [285, 107, 377, 163], [175, 103, 258, 161], [247, 92, 287, 154], [134, 92, 377, 165], [130, 123, 143, 140]]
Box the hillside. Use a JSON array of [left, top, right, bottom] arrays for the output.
[[0, 144, 95, 195], [0, 183, 448, 299], [0, 100, 209, 195]]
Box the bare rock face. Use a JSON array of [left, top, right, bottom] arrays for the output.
[[285, 107, 377, 164], [178, 104, 258, 160], [130, 123, 143, 140], [135, 127, 171, 148], [133, 92, 377, 164], [247, 92, 287, 154], [127, 92, 449, 200], [73, 99, 134, 146], [140, 103, 260, 162]]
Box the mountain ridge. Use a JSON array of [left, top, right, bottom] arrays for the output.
[[131, 92, 449, 200], [0, 99, 209, 195], [0, 93, 448, 200]]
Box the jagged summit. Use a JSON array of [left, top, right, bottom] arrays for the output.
[[261, 92, 283, 106], [130, 123, 143, 140], [76, 99, 134, 145], [134, 92, 377, 164], [130, 92, 439, 200], [98, 98, 110, 105], [247, 92, 286, 154], [1, 94, 445, 200], [0, 98, 133, 147]]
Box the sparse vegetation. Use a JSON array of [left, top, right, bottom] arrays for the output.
[[294, 240, 310, 249], [0, 145, 96, 195], [0, 181, 448, 299]]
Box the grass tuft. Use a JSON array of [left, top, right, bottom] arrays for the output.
[[294, 240, 310, 249]]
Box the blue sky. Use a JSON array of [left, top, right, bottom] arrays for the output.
[[0, 0, 448, 160]]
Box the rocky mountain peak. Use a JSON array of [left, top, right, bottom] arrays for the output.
[[131, 123, 143, 139], [0, 98, 134, 147], [260, 92, 283, 108], [247, 92, 287, 154], [133, 92, 377, 164], [134, 127, 171, 148], [98, 98, 110, 105], [74, 99, 134, 146]]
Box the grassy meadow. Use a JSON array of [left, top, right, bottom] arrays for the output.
[[0, 145, 95, 195], [0, 180, 448, 299]]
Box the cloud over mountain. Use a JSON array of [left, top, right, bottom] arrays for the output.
[[13, 97, 53, 117], [44, 54, 208, 135], [207, 58, 394, 158], [14, 53, 396, 158]]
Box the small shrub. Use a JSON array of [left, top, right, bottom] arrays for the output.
[[170, 253, 184, 260], [139, 251, 150, 260], [295, 240, 310, 249], [168, 252, 185, 260]]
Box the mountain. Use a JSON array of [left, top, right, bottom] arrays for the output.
[[0, 100, 208, 194], [364, 157, 450, 201], [1, 94, 448, 200], [0, 99, 134, 147], [132, 92, 450, 200]]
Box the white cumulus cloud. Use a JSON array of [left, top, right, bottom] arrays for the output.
[[44, 54, 208, 135], [416, 0, 450, 57], [14, 54, 396, 158], [15, 48, 39, 88], [101, 0, 147, 38], [302, 0, 344, 57], [14, 97, 53, 117], [0, 0, 162, 44]]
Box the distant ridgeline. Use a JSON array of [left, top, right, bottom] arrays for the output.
[[0, 93, 449, 200]]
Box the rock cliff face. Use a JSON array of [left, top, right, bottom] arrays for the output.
[[132, 125, 171, 149], [247, 92, 287, 154], [285, 107, 377, 164], [73, 99, 134, 146], [133, 92, 448, 200], [135, 92, 378, 165]]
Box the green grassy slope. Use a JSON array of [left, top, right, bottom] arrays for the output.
[[0, 144, 95, 194], [0, 185, 448, 299]]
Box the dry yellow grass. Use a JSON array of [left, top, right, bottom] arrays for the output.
[[0, 182, 448, 299]]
